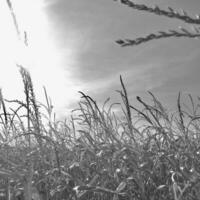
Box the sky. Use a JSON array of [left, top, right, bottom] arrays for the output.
[[1, 0, 200, 118]]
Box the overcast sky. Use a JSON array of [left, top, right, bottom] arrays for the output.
[[1, 0, 200, 117]]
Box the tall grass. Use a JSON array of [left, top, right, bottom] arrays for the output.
[[0, 68, 200, 200]]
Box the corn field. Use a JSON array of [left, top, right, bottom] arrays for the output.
[[1, 0, 200, 200]]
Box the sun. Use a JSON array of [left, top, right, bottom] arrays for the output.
[[0, 0, 81, 117]]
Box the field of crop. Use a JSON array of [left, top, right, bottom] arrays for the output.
[[2, 1, 200, 199], [0, 67, 200, 200]]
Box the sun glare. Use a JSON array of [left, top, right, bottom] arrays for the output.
[[0, 0, 80, 117]]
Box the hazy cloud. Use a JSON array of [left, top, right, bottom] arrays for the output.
[[42, 0, 200, 114]]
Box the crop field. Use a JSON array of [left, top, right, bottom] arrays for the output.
[[0, 68, 199, 200], [2, 0, 200, 199]]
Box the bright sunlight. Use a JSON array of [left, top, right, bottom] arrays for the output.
[[0, 0, 80, 117]]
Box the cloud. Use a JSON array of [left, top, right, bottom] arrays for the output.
[[37, 0, 200, 116]]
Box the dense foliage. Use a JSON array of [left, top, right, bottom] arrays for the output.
[[0, 68, 200, 200]]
